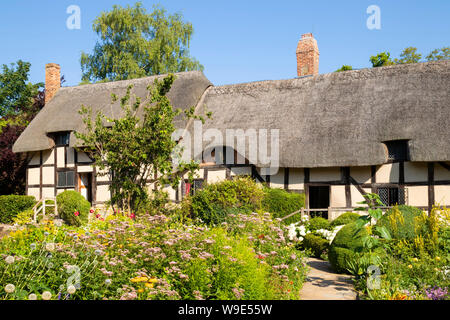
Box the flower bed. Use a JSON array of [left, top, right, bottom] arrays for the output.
[[0, 211, 308, 300]]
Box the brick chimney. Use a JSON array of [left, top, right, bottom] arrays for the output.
[[45, 63, 61, 104], [296, 33, 319, 77]]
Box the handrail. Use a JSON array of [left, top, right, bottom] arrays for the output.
[[32, 197, 57, 223]]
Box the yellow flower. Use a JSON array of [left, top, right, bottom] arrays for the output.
[[412, 258, 418, 262], [137, 288, 144, 293], [408, 265, 413, 269], [145, 283, 154, 288], [130, 277, 140, 283], [435, 256, 441, 261], [148, 278, 158, 283]]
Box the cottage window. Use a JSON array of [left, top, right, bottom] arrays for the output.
[[185, 179, 204, 196], [55, 132, 70, 146], [57, 171, 75, 188], [377, 187, 406, 206], [383, 140, 409, 162]]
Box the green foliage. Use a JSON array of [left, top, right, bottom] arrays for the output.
[[335, 65, 353, 72], [0, 60, 43, 118], [0, 209, 308, 300], [394, 47, 422, 64], [328, 222, 369, 273], [426, 47, 450, 61], [12, 209, 34, 225], [56, 191, 90, 226], [80, 2, 203, 83], [370, 52, 395, 68], [302, 233, 329, 258], [330, 212, 360, 227], [76, 74, 206, 213], [261, 188, 304, 224], [189, 177, 264, 225], [377, 205, 423, 240], [0, 195, 36, 224], [307, 217, 331, 232]]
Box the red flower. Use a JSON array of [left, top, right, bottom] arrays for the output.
[[130, 213, 136, 220], [90, 209, 94, 213], [74, 211, 80, 216], [96, 214, 100, 219], [257, 255, 264, 260], [258, 234, 265, 240]]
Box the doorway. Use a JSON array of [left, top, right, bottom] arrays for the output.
[[78, 173, 92, 203], [309, 186, 330, 219]]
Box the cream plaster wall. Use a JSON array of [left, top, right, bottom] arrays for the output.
[[28, 168, 40, 185], [56, 147, 65, 168], [96, 185, 110, 202], [376, 163, 399, 183], [270, 168, 284, 189], [42, 167, 54, 185], [330, 185, 346, 207], [207, 169, 227, 184], [406, 186, 428, 207], [29, 152, 40, 165], [28, 188, 40, 200], [404, 162, 428, 182], [435, 186, 450, 206], [288, 168, 304, 190], [42, 150, 54, 165], [310, 167, 341, 182], [350, 166, 371, 184]]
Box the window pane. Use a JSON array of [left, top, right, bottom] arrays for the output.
[[66, 171, 75, 186], [57, 172, 66, 187]]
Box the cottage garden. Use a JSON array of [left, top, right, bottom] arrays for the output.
[[0, 178, 449, 300]]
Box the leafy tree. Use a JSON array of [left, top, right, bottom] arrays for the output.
[[0, 60, 43, 118], [80, 2, 203, 83], [370, 52, 395, 68], [0, 62, 45, 195], [75, 74, 208, 212], [335, 65, 353, 72], [394, 47, 422, 64], [426, 47, 450, 61]]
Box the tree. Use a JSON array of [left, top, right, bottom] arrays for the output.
[[0, 60, 43, 118], [75, 74, 208, 212], [80, 2, 203, 83], [394, 47, 422, 64], [370, 52, 395, 68], [335, 65, 353, 72], [426, 47, 450, 61]]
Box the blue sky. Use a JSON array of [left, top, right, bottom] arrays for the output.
[[0, 0, 449, 87]]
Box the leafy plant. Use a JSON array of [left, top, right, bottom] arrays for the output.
[[261, 188, 304, 224], [330, 212, 360, 227], [56, 191, 90, 226], [0, 195, 36, 223]]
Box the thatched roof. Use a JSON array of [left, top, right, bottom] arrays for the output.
[[13, 60, 450, 169], [193, 60, 450, 168], [13, 71, 212, 153]]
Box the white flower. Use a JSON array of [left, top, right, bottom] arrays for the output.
[[5, 256, 15, 264], [105, 279, 112, 286], [5, 284, 15, 293], [42, 291, 52, 300], [67, 285, 76, 294], [45, 243, 55, 252], [28, 293, 37, 300]]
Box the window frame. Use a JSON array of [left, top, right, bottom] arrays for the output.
[[54, 132, 71, 146], [383, 140, 410, 162], [57, 170, 76, 188]]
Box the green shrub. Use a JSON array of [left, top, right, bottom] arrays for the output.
[[328, 222, 369, 273], [189, 177, 264, 225], [261, 188, 304, 224], [303, 233, 329, 258], [308, 217, 331, 232], [376, 205, 423, 240], [330, 212, 361, 227], [56, 191, 90, 226], [0, 195, 36, 224]]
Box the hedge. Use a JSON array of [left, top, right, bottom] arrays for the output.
[[0, 195, 36, 224], [56, 191, 90, 226], [330, 212, 361, 227], [328, 222, 368, 274], [302, 233, 329, 258], [261, 188, 305, 224]]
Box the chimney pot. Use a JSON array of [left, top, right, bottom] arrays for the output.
[[296, 33, 319, 77], [45, 63, 61, 104]]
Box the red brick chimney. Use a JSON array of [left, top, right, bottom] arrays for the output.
[[296, 33, 319, 77], [45, 63, 61, 104]]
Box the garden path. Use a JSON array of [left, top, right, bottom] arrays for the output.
[[299, 258, 358, 300]]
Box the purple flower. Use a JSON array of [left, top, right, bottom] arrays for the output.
[[425, 286, 449, 300]]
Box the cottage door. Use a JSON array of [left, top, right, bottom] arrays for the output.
[[78, 173, 92, 203]]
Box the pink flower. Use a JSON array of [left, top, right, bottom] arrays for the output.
[[90, 209, 94, 213], [74, 211, 80, 216], [130, 213, 136, 219]]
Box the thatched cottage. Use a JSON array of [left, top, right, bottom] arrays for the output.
[[13, 34, 450, 218]]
